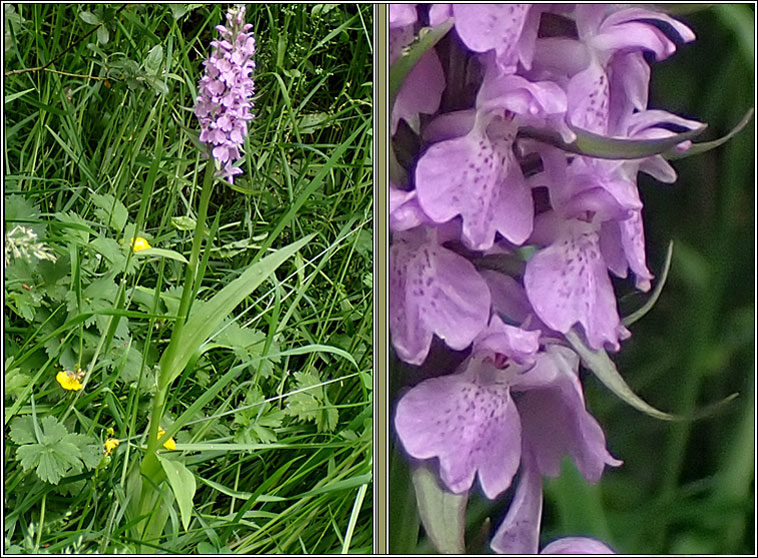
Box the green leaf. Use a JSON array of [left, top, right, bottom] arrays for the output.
[[12, 416, 99, 484], [666, 108, 754, 160], [134, 247, 189, 264], [311, 4, 340, 16], [389, 448, 420, 553], [411, 464, 467, 554], [171, 216, 197, 231], [5, 88, 35, 104], [91, 193, 128, 231], [79, 10, 100, 25], [296, 112, 332, 135], [144, 44, 163, 75], [5, 195, 40, 224], [520, 121, 707, 160], [170, 4, 203, 20], [54, 210, 93, 243], [5, 367, 32, 400], [91, 236, 126, 266], [214, 323, 280, 377], [39, 415, 68, 441], [565, 330, 739, 421], [96, 25, 109, 45], [9, 416, 37, 444], [285, 369, 339, 432], [146, 76, 169, 96], [162, 234, 313, 385], [623, 241, 674, 326], [157, 454, 196, 531], [565, 329, 677, 420], [65, 432, 102, 470], [389, 21, 454, 117], [232, 388, 284, 445]]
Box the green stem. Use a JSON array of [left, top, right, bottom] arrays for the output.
[[144, 161, 216, 459], [135, 161, 216, 542]]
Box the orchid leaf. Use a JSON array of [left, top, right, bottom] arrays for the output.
[[161, 234, 312, 385], [389, 449, 420, 553], [623, 240, 674, 326], [411, 464, 467, 554], [520, 122, 707, 160], [666, 108, 754, 160], [157, 454, 196, 531], [389, 20, 453, 117], [565, 329, 678, 421], [566, 329, 739, 421]]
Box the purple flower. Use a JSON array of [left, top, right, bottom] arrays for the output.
[[389, 184, 430, 232], [414, 72, 566, 251], [389, 4, 445, 134], [447, 4, 541, 73], [394, 341, 620, 499], [523, 213, 630, 351], [195, 6, 256, 183], [491, 451, 616, 554], [535, 6, 695, 134], [389, 227, 491, 365]]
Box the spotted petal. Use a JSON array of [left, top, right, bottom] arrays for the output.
[[395, 358, 522, 499], [490, 452, 542, 554], [452, 4, 532, 71], [416, 115, 533, 250], [514, 346, 623, 482], [524, 217, 624, 351], [567, 61, 609, 134], [390, 229, 491, 365]]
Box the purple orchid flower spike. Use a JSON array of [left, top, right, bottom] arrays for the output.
[[195, 6, 256, 183], [389, 226, 491, 365]]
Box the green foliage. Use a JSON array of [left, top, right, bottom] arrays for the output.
[[232, 388, 285, 444], [10, 416, 101, 485], [5, 3, 372, 553], [285, 369, 339, 433], [157, 455, 197, 531]]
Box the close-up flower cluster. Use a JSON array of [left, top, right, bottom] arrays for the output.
[[195, 5, 256, 183], [389, 4, 737, 554]]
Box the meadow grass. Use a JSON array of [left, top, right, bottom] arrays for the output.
[[4, 4, 373, 554]]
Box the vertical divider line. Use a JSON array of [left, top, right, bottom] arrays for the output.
[[373, 3, 388, 555]]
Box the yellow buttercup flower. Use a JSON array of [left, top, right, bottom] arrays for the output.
[[56, 370, 83, 391], [157, 426, 176, 450], [130, 237, 152, 252], [104, 438, 120, 455]]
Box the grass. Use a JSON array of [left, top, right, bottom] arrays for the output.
[[4, 4, 373, 554]]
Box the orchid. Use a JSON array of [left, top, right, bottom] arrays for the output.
[[389, 3, 743, 554], [195, 6, 256, 183], [395, 340, 620, 499]]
